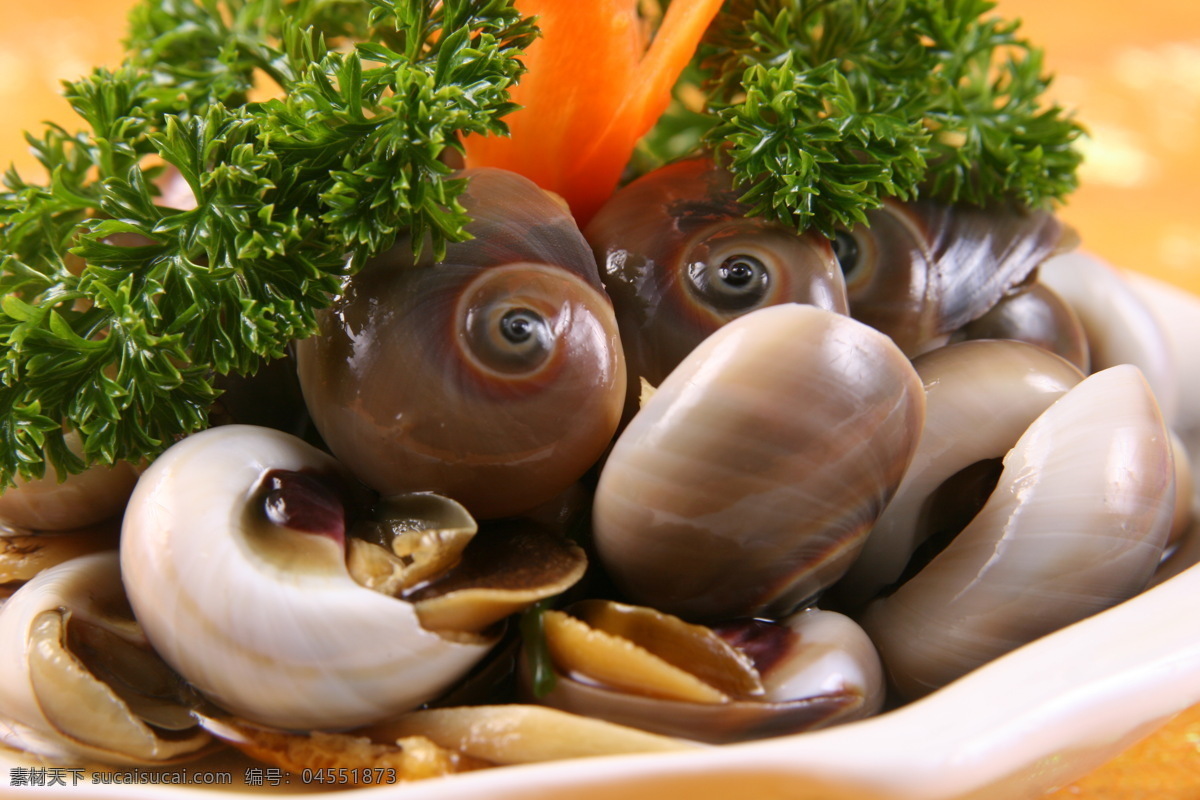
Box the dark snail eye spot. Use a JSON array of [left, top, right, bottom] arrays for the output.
[[465, 305, 554, 375], [500, 308, 539, 344], [688, 253, 771, 312], [830, 230, 861, 278], [718, 256, 760, 288]]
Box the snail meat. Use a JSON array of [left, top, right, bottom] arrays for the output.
[[119, 425, 502, 730]]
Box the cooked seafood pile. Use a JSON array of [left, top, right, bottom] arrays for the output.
[[1, 0, 1197, 787], [1, 156, 1196, 778]]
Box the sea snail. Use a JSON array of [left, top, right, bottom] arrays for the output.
[[585, 157, 847, 413], [836, 197, 1072, 356], [518, 600, 884, 744], [859, 364, 1175, 699], [120, 425, 585, 730], [296, 167, 626, 520], [592, 303, 925, 622], [585, 156, 1071, 401], [833, 339, 1087, 609], [0, 552, 211, 765], [0, 430, 138, 533], [1039, 251, 1179, 425]]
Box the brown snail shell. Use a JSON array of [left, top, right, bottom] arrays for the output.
[[584, 157, 848, 413], [837, 198, 1071, 356], [954, 281, 1091, 373], [295, 168, 626, 519], [592, 304, 925, 622]]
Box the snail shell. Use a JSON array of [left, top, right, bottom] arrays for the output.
[[837, 199, 1070, 356], [833, 339, 1086, 609], [585, 157, 847, 408], [296, 168, 626, 519], [592, 304, 925, 621], [954, 281, 1090, 373], [517, 600, 883, 744], [0, 431, 138, 532], [120, 425, 498, 730], [0, 552, 211, 764], [859, 365, 1174, 699], [1124, 270, 1200, 489], [1039, 251, 1179, 424]]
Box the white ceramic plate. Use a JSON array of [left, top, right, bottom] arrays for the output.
[[3, 270, 1199, 800]]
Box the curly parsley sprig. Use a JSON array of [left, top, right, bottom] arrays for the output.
[[692, 0, 1086, 237], [0, 0, 536, 486]]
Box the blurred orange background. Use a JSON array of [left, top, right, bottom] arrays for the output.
[[0, 0, 1198, 797]]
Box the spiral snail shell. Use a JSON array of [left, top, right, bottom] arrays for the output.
[[592, 303, 925, 622], [860, 365, 1174, 699], [0, 552, 211, 764], [834, 339, 1087, 609], [836, 198, 1071, 356], [296, 168, 626, 519], [119, 425, 501, 730], [585, 157, 847, 409]]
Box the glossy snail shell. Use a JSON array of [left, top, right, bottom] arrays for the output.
[[296, 168, 626, 519], [1039, 251, 1178, 424], [0, 552, 211, 764], [860, 365, 1174, 699], [592, 304, 925, 622], [518, 601, 884, 744], [0, 431, 138, 532], [585, 157, 847, 408], [954, 281, 1091, 373], [834, 339, 1086, 609], [838, 199, 1070, 356], [120, 425, 498, 730]]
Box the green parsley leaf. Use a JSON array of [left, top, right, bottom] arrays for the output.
[[0, 0, 536, 487], [685, 0, 1086, 236]]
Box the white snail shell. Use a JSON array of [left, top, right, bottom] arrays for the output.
[[120, 425, 497, 730], [860, 365, 1174, 699], [1123, 271, 1200, 487], [834, 339, 1085, 608], [0, 551, 211, 764], [0, 431, 138, 532], [1039, 252, 1179, 424]]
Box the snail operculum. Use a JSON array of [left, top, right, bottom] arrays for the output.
[[346, 501, 589, 637], [346, 492, 480, 598], [1, 518, 122, 600]]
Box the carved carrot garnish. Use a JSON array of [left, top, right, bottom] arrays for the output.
[[462, 0, 724, 226]]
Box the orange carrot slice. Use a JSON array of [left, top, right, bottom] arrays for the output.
[[463, 0, 723, 227]]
